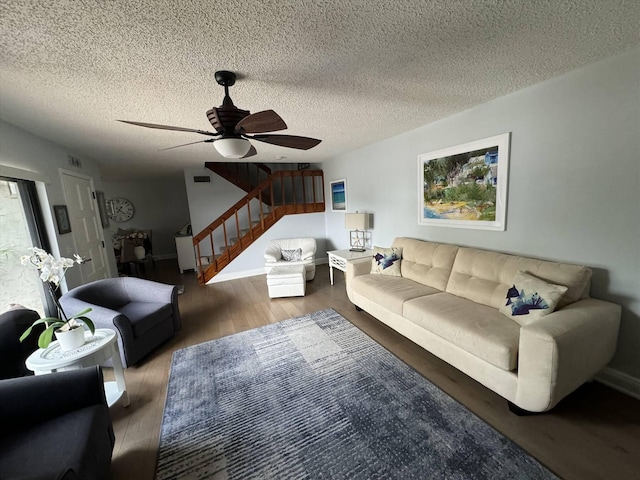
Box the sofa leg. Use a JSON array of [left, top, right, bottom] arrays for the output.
[[355, 305, 363, 312], [508, 401, 541, 416]]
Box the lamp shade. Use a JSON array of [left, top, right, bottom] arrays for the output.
[[345, 213, 369, 230], [214, 138, 252, 159]]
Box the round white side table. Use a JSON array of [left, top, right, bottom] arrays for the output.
[[25, 328, 130, 407]]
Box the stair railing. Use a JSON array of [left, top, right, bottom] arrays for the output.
[[193, 169, 324, 284]]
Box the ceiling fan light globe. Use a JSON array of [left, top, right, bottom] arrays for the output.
[[214, 138, 252, 158]]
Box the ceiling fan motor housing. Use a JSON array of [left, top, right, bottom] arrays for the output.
[[207, 106, 250, 134]]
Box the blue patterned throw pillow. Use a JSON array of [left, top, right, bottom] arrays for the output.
[[370, 246, 403, 276], [499, 270, 568, 326]]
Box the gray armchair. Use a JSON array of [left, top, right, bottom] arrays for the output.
[[0, 366, 114, 480], [0, 307, 42, 379], [60, 277, 181, 368]]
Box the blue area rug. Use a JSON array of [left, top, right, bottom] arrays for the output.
[[156, 308, 557, 479]]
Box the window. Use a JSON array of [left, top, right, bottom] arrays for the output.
[[0, 177, 53, 316]]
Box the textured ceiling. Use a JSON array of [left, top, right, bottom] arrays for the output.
[[1, 1, 638, 180]]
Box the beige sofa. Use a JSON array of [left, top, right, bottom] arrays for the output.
[[346, 237, 621, 413]]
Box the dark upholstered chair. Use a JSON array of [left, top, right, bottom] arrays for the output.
[[60, 277, 181, 368], [0, 307, 43, 380], [0, 366, 115, 480]]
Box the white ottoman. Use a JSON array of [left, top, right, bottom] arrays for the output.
[[267, 264, 306, 298]]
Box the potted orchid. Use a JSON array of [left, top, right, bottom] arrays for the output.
[[19, 247, 95, 350]]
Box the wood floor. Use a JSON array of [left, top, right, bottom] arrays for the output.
[[108, 259, 640, 480]]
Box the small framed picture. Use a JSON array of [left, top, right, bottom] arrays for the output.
[[330, 179, 347, 212], [53, 205, 72, 234]]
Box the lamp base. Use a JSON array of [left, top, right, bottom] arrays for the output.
[[349, 248, 366, 252]]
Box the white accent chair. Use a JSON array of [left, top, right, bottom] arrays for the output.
[[264, 237, 317, 281]]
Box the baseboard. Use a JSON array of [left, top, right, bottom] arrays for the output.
[[154, 253, 177, 260], [596, 367, 640, 400]]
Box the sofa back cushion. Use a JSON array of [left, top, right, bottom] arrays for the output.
[[446, 247, 592, 310], [392, 238, 459, 291]]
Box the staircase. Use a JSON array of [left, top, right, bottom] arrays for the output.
[[193, 166, 325, 284], [204, 162, 273, 201]]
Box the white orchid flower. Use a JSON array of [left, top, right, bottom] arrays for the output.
[[22, 247, 84, 288]]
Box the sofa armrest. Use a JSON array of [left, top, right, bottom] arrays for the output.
[[515, 298, 621, 412], [264, 244, 281, 263], [346, 257, 371, 282], [0, 366, 106, 433]]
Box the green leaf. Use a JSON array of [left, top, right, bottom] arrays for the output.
[[20, 318, 62, 342], [38, 325, 57, 349], [69, 307, 92, 318], [19, 325, 33, 342], [76, 316, 95, 335]]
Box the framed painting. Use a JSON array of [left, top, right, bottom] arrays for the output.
[[330, 179, 347, 212], [53, 205, 72, 234], [418, 133, 510, 231], [96, 190, 110, 228]]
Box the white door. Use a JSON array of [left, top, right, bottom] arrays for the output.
[[61, 172, 109, 283]]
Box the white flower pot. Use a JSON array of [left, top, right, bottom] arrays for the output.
[[134, 245, 146, 260], [55, 326, 86, 351]]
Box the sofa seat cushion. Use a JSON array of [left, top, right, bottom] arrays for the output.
[[0, 405, 113, 480], [351, 274, 441, 315], [403, 292, 521, 371], [119, 302, 172, 337]]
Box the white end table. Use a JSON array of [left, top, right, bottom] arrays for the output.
[[327, 249, 373, 285], [25, 328, 130, 408]]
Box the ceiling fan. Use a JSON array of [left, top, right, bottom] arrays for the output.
[[118, 70, 321, 159]]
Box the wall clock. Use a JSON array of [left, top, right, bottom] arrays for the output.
[[108, 197, 135, 223]]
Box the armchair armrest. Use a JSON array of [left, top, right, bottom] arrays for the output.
[[515, 298, 621, 412], [0, 366, 106, 432], [264, 244, 282, 263], [60, 297, 128, 332], [123, 277, 175, 303]]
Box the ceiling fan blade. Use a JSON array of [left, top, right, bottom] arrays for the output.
[[248, 134, 321, 150], [235, 110, 287, 134], [242, 145, 258, 158], [158, 139, 215, 151], [118, 120, 220, 137]]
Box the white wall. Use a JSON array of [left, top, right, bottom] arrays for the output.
[[0, 121, 116, 289], [102, 177, 191, 258], [323, 48, 640, 382]]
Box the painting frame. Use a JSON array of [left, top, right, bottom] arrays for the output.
[[330, 179, 347, 212], [418, 133, 510, 231], [96, 190, 110, 228], [53, 205, 72, 234]]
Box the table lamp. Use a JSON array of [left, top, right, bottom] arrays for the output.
[[345, 212, 370, 252]]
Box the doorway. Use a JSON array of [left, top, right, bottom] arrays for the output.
[[60, 171, 109, 283]]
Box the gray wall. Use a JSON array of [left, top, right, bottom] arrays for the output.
[[323, 48, 640, 380], [102, 177, 191, 258]]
